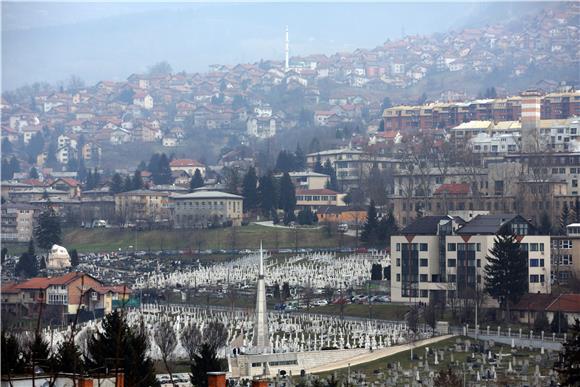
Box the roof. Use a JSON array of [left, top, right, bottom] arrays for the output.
[[172, 190, 243, 200], [546, 294, 580, 314], [116, 189, 169, 197], [296, 189, 340, 196], [287, 172, 329, 178], [51, 178, 80, 187], [456, 214, 523, 235], [15, 272, 97, 290], [170, 159, 205, 168], [1, 282, 20, 294], [307, 148, 364, 157], [401, 216, 454, 235], [434, 183, 470, 195]]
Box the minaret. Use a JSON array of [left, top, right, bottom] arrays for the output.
[[284, 25, 289, 72], [252, 241, 270, 352]]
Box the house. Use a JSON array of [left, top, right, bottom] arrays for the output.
[[247, 116, 276, 139], [114, 189, 170, 224], [171, 190, 244, 228], [316, 205, 366, 227], [285, 172, 330, 190], [110, 127, 131, 145], [132, 92, 154, 109], [162, 136, 179, 147], [169, 159, 206, 177], [50, 178, 81, 198], [512, 293, 580, 326], [314, 111, 335, 126], [2, 272, 133, 325]]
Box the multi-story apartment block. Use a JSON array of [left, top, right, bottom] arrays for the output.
[[0, 203, 39, 242], [551, 223, 580, 285], [391, 214, 551, 304], [114, 189, 170, 224]]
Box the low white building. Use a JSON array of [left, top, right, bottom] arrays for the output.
[[469, 132, 520, 155], [247, 116, 276, 139], [171, 190, 243, 228]]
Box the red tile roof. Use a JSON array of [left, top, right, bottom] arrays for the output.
[[513, 293, 556, 312], [546, 294, 580, 313], [296, 188, 340, 196], [170, 159, 204, 168], [434, 183, 470, 195], [15, 272, 97, 290]]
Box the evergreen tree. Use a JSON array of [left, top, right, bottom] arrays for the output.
[[294, 144, 306, 171], [29, 166, 39, 179], [123, 176, 134, 192], [560, 203, 571, 234], [538, 212, 553, 235], [190, 343, 224, 387], [376, 210, 399, 247], [552, 311, 570, 334], [78, 157, 88, 183], [10, 156, 20, 177], [46, 143, 58, 168], [132, 170, 144, 190], [323, 159, 339, 191], [554, 318, 580, 385], [110, 173, 124, 194], [273, 282, 281, 301], [278, 172, 296, 214], [313, 154, 324, 174], [54, 340, 84, 373], [223, 167, 240, 194], [26, 132, 45, 164], [87, 310, 158, 386], [27, 332, 52, 371], [70, 249, 79, 267], [91, 168, 100, 188], [371, 263, 383, 280], [1, 138, 13, 154], [361, 200, 379, 244], [275, 150, 296, 173], [85, 169, 94, 189], [34, 205, 62, 251], [484, 232, 528, 318], [242, 167, 258, 212], [154, 153, 173, 185], [534, 312, 550, 333], [258, 172, 277, 217], [15, 251, 38, 278], [1, 158, 12, 180], [189, 169, 204, 192], [1, 330, 26, 376], [282, 282, 291, 300], [147, 153, 161, 176]]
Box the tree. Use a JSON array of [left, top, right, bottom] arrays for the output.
[[294, 144, 306, 171], [67, 74, 85, 91], [1, 138, 13, 154], [538, 212, 553, 235], [190, 343, 224, 387], [189, 169, 204, 192], [297, 207, 317, 225], [15, 250, 38, 278], [29, 166, 39, 179], [132, 170, 144, 190], [282, 282, 291, 301], [26, 132, 45, 164], [273, 282, 281, 301], [70, 249, 79, 267], [323, 159, 339, 191], [242, 167, 258, 212], [1, 247, 7, 264], [110, 173, 124, 194], [150, 153, 173, 185], [313, 154, 324, 174], [381, 97, 392, 111], [223, 167, 240, 194], [554, 318, 580, 385], [534, 312, 550, 333], [275, 150, 296, 173], [434, 368, 462, 387], [202, 321, 228, 352], [371, 263, 383, 280], [406, 306, 419, 332], [34, 205, 62, 251], [560, 202, 571, 234], [123, 175, 133, 192], [484, 232, 528, 319], [552, 311, 570, 334], [154, 319, 177, 386], [1, 330, 26, 377], [360, 200, 379, 245], [376, 210, 399, 248], [181, 324, 203, 361], [86, 310, 158, 386], [258, 172, 277, 217], [278, 172, 296, 214], [54, 340, 84, 373], [148, 61, 172, 75]]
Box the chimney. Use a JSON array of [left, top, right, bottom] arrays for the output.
[[520, 89, 542, 153], [252, 379, 269, 387], [207, 372, 227, 387]]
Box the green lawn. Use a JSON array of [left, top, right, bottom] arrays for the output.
[[59, 224, 355, 253], [307, 303, 410, 321]]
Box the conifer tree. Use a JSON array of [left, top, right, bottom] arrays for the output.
[[554, 318, 580, 385], [361, 200, 379, 244], [54, 340, 84, 373], [34, 204, 62, 251], [110, 173, 124, 194], [242, 166, 258, 212], [132, 170, 144, 190], [313, 154, 324, 174], [123, 175, 133, 192], [484, 232, 528, 319], [189, 169, 204, 192], [258, 172, 277, 217], [278, 172, 296, 215], [294, 144, 306, 171], [190, 343, 224, 387], [70, 249, 79, 267], [29, 166, 39, 179]]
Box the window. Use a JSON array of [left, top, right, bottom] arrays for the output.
[[396, 243, 401, 252], [420, 259, 429, 267], [477, 259, 481, 268], [540, 243, 544, 252], [448, 259, 456, 267], [420, 290, 428, 298], [530, 274, 539, 283], [420, 274, 428, 282], [530, 259, 540, 267], [420, 243, 428, 251], [530, 243, 539, 252], [396, 274, 401, 282], [448, 243, 457, 251], [560, 240, 573, 249], [396, 258, 401, 267], [448, 274, 456, 282]]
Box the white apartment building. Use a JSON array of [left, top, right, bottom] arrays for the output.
[[391, 214, 551, 304]]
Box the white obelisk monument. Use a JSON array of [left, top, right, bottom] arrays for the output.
[[252, 242, 270, 352]]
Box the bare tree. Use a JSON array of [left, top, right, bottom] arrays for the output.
[[202, 321, 228, 352], [154, 319, 177, 386], [180, 324, 202, 361]]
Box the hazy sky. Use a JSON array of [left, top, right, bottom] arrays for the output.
[[1, 1, 545, 90]]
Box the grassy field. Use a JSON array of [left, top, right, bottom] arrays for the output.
[[307, 303, 409, 321], [56, 223, 355, 253]]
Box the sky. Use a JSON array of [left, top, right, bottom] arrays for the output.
[[1, 1, 547, 90]]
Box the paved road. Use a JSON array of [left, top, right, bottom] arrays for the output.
[[307, 334, 455, 373], [461, 331, 563, 351]]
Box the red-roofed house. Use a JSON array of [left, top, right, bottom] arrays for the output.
[[169, 159, 206, 177], [295, 188, 346, 211], [3, 272, 132, 325], [512, 293, 580, 326], [50, 178, 81, 197]]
